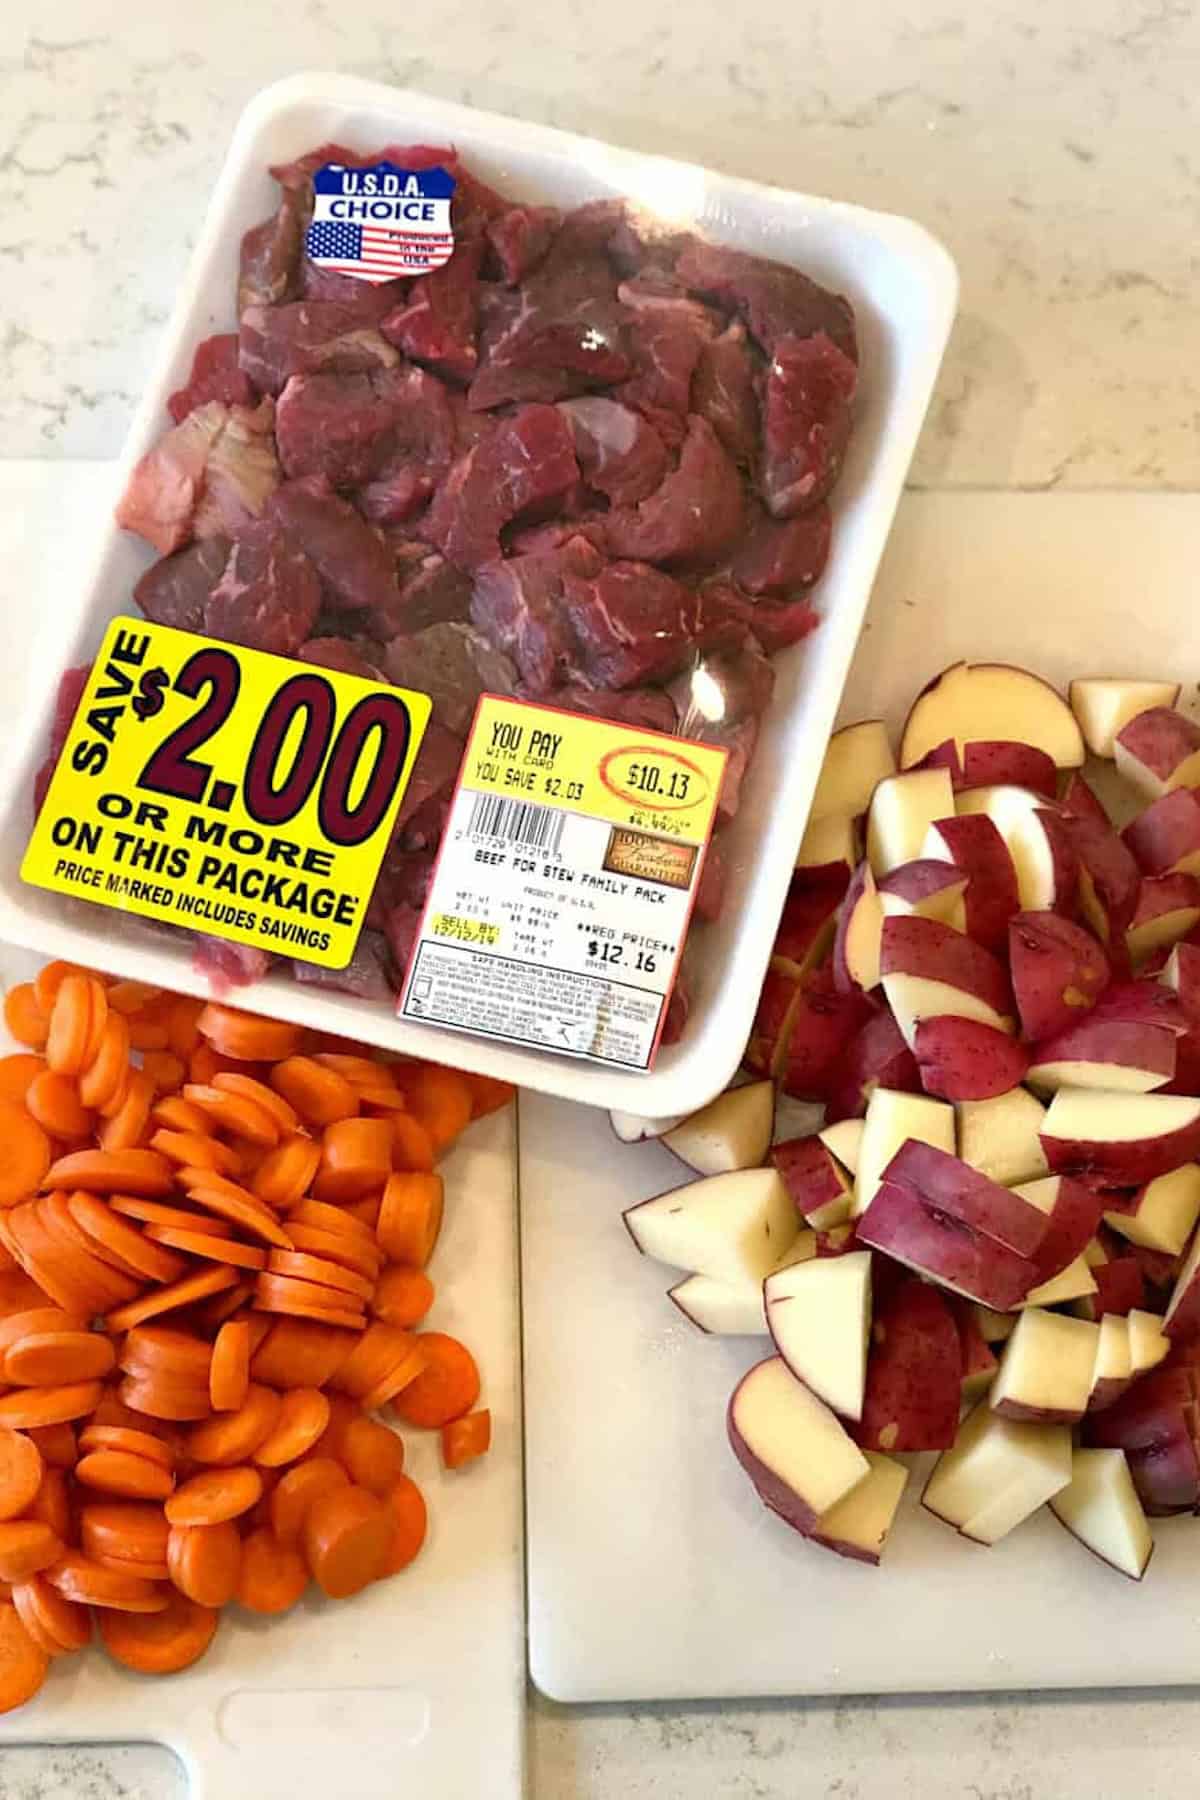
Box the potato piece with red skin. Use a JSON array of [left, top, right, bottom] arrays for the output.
[[1008, 912, 1110, 1041]]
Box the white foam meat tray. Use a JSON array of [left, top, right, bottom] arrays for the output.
[[0, 71, 956, 1119]]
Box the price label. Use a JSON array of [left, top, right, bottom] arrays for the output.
[[400, 696, 728, 1069], [22, 619, 431, 969]]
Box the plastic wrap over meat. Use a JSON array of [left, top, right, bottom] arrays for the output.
[[99, 137, 859, 1040]]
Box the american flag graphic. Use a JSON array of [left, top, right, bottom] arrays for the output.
[[305, 218, 454, 284]]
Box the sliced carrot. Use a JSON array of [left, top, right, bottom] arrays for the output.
[[44, 975, 93, 1075], [27, 1468, 71, 1543], [251, 1292, 365, 1332], [0, 1104, 51, 1207], [78, 1015, 131, 1112], [0, 1383, 103, 1429], [151, 1097, 208, 1137], [0, 1521, 63, 1582], [108, 1194, 233, 1237], [143, 1225, 267, 1271], [213, 1072, 298, 1134], [120, 1326, 214, 1382], [78, 1426, 173, 1471], [181, 1183, 293, 1249], [356, 1084, 408, 1115], [27, 1423, 77, 1472], [358, 1352, 429, 1416], [0, 1271, 53, 1317], [312, 1053, 383, 1086], [149, 1129, 241, 1175], [312, 1392, 358, 1461], [124, 1008, 170, 1053], [187, 1385, 281, 1466], [313, 1118, 392, 1204], [371, 1266, 435, 1330], [285, 1224, 380, 1281], [0, 1308, 81, 1363], [390, 1112, 436, 1174], [0, 1055, 46, 1102], [209, 1320, 250, 1413], [266, 1251, 373, 1303], [98, 1069, 155, 1151], [331, 1325, 422, 1403], [5, 1330, 116, 1387], [468, 1073, 516, 1120], [165, 1466, 262, 1527], [105, 1265, 239, 1334], [268, 1459, 348, 1550], [165, 1520, 240, 1608], [339, 1417, 405, 1497], [42, 1147, 173, 1196], [75, 1451, 175, 1501], [303, 1484, 389, 1599], [99, 1589, 217, 1672], [25, 1071, 92, 1141], [397, 1064, 472, 1154], [180, 1084, 280, 1148], [117, 1377, 212, 1423], [12, 1575, 89, 1655], [33, 961, 85, 1016], [3, 986, 48, 1052], [391, 1334, 480, 1429], [379, 1475, 427, 1575], [254, 1273, 365, 1320], [252, 1389, 330, 1469], [342, 1195, 382, 1232], [48, 1553, 168, 1612], [0, 1429, 43, 1523], [442, 1409, 492, 1470], [236, 1526, 308, 1614], [377, 1173, 444, 1268], [250, 1136, 322, 1212], [28, 1199, 140, 1311], [196, 1006, 302, 1064], [269, 1056, 359, 1129], [190, 1279, 255, 1333], [105, 979, 162, 1017], [0, 1601, 50, 1707], [63, 1196, 183, 1289], [140, 1051, 186, 1095], [249, 1318, 356, 1390], [289, 1197, 375, 1242], [80, 1502, 170, 1571]]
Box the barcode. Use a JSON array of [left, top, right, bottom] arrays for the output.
[[467, 792, 567, 856]]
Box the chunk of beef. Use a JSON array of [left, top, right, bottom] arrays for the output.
[[267, 479, 398, 614], [276, 364, 454, 495], [712, 583, 821, 655], [695, 834, 728, 922], [691, 322, 760, 465], [191, 397, 281, 540], [33, 664, 90, 817], [732, 503, 832, 595], [597, 414, 744, 568], [238, 303, 398, 396], [380, 231, 484, 383], [668, 643, 775, 730], [607, 215, 697, 280], [202, 521, 321, 656], [115, 402, 227, 555], [385, 902, 426, 981], [377, 546, 473, 634], [487, 204, 561, 284], [395, 720, 465, 832], [368, 842, 435, 933], [661, 971, 691, 1046], [561, 559, 743, 689], [384, 622, 518, 736], [238, 187, 307, 312], [676, 240, 858, 363], [427, 405, 579, 571], [297, 637, 384, 679], [558, 397, 669, 507], [470, 536, 605, 693], [613, 275, 720, 444], [467, 219, 630, 411], [292, 929, 393, 1002], [168, 334, 257, 424], [191, 937, 273, 993], [298, 262, 407, 314], [535, 685, 678, 734], [133, 536, 231, 634], [761, 332, 856, 517], [699, 713, 760, 821]]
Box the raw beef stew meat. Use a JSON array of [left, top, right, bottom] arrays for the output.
[[101, 140, 859, 1017]]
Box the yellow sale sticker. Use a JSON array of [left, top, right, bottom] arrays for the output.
[[22, 619, 431, 969]]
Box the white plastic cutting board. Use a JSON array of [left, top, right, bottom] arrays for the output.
[[523, 490, 1200, 1704], [0, 466, 524, 1796]]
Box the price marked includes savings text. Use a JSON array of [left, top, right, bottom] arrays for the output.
[[401, 695, 728, 1070], [22, 619, 431, 969]]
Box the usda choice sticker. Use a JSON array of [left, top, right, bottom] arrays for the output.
[[399, 696, 729, 1071], [305, 161, 456, 283]]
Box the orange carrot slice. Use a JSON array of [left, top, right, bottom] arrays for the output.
[[0, 1600, 49, 1706], [3, 986, 48, 1053], [371, 1266, 435, 1329], [252, 1389, 330, 1468], [377, 1173, 444, 1268], [209, 1320, 250, 1413], [378, 1475, 428, 1574], [98, 1590, 217, 1672], [391, 1333, 480, 1429], [165, 1466, 262, 1527]]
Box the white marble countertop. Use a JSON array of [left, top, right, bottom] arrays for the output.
[[4, 2, 1200, 1795]]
